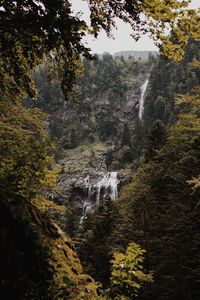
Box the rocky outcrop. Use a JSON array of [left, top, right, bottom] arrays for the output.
[[53, 142, 134, 228]]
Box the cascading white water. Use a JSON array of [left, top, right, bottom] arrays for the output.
[[96, 172, 118, 204], [139, 78, 149, 119], [80, 172, 119, 222], [80, 201, 92, 223]]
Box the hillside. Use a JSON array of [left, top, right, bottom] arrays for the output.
[[114, 50, 158, 60], [28, 54, 153, 226]]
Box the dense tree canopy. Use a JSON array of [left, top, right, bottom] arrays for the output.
[[116, 86, 200, 299], [143, 40, 200, 132], [0, 0, 90, 98], [1, 0, 199, 99]]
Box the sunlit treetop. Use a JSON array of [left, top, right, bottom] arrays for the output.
[[88, 0, 200, 60], [88, 0, 189, 37]]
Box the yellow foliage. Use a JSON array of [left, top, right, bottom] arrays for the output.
[[0, 99, 55, 198], [109, 243, 153, 299], [141, 3, 200, 61], [33, 196, 66, 214], [176, 86, 200, 110], [187, 176, 200, 190]]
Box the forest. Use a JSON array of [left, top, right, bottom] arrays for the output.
[[0, 1, 200, 300]]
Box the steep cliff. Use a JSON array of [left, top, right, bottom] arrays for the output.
[[29, 54, 153, 226]]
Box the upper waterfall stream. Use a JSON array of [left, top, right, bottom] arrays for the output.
[[139, 78, 149, 119]]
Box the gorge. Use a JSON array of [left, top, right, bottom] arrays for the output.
[[35, 53, 153, 225], [55, 43, 200, 299], [1, 2, 200, 299], [1, 37, 200, 300]]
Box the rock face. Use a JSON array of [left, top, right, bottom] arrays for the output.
[[59, 74, 149, 146], [51, 68, 151, 223], [54, 142, 134, 226], [38, 57, 153, 223], [43, 57, 152, 154]]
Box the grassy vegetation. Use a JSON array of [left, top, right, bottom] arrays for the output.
[[54, 141, 107, 174]]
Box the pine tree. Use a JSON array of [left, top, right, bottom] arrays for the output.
[[145, 119, 168, 161], [76, 196, 120, 287]]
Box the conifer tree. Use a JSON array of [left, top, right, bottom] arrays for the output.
[[77, 196, 120, 287], [117, 85, 200, 300], [145, 119, 168, 161]]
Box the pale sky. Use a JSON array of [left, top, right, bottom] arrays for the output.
[[71, 0, 200, 54]]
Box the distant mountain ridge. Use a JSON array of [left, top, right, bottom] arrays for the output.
[[113, 50, 158, 60]]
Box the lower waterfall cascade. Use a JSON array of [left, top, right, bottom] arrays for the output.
[[80, 172, 119, 222]]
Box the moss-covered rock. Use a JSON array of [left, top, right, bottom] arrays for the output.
[[0, 187, 100, 299]]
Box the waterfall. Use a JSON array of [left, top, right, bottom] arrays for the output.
[[80, 201, 92, 223], [80, 172, 119, 222], [96, 172, 118, 204], [139, 78, 149, 119]]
